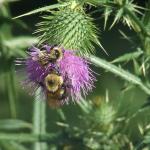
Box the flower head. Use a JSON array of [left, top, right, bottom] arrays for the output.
[[21, 45, 95, 107], [59, 50, 95, 100]]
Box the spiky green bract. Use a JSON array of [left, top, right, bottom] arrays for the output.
[[36, 7, 100, 55], [59, 0, 102, 6], [103, 0, 145, 32], [78, 0, 103, 6]]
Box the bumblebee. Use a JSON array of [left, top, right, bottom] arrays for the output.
[[38, 47, 63, 66], [47, 86, 66, 100], [46, 85, 67, 107], [44, 73, 63, 93], [48, 47, 63, 62], [44, 73, 70, 107], [38, 50, 50, 66]]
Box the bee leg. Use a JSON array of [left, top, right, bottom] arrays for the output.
[[39, 82, 44, 87], [54, 65, 60, 74], [50, 64, 61, 75]]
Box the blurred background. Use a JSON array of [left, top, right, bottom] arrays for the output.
[[0, 0, 150, 150]]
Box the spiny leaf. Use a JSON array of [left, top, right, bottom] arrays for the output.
[[103, 7, 112, 29], [123, 4, 148, 34], [13, 3, 70, 19], [0, 133, 58, 142], [119, 30, 133, 43], [0, 0, 20, 4], [143, 1, 150, 25], [82, 0, 101, 6], [57, 109, 66, 121], [4, 36, 38, 49], [0, 17, 28, 29], [110, 8, 123, 29], [0, 119, 32, 130], [100, 0, 148, 34], [3, 36, 38, 57], [112, 49, 143, 63], [77, 99, 92, 114], [0, 141, 29, 150]]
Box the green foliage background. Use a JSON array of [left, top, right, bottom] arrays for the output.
[[0, 0, 150, 150]]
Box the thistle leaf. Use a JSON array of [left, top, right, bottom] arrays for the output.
[[0, 119, 32, 130], [119, 30, 133, 43], [0, 141, 29, 150], [13, 3, 69, 19], [110, 8, 123, 29], [4, 36, 38, 49], [0, 0, 20, 5], [82, 0, 101, 6], [0, 17, 28, 29], [103, 7, 112, 29], [112, 49, 143, 63], [3, 36, 38, 57], [0, 133, 57, 142]]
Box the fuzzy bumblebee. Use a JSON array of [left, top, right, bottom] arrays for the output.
[[18, 45, 95, 107]]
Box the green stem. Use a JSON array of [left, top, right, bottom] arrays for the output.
[[88, 55, 150, 95], [33, 88, 47, 150], [6, 64, 17, 118], [1, 2, 17, 118], [0, 133, 58, 143]]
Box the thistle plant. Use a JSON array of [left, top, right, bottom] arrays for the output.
[[0, 0, 150, 150]]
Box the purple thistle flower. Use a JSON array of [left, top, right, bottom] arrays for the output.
[[20, 45, 95, 107], [59, 50, 95, 101]]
